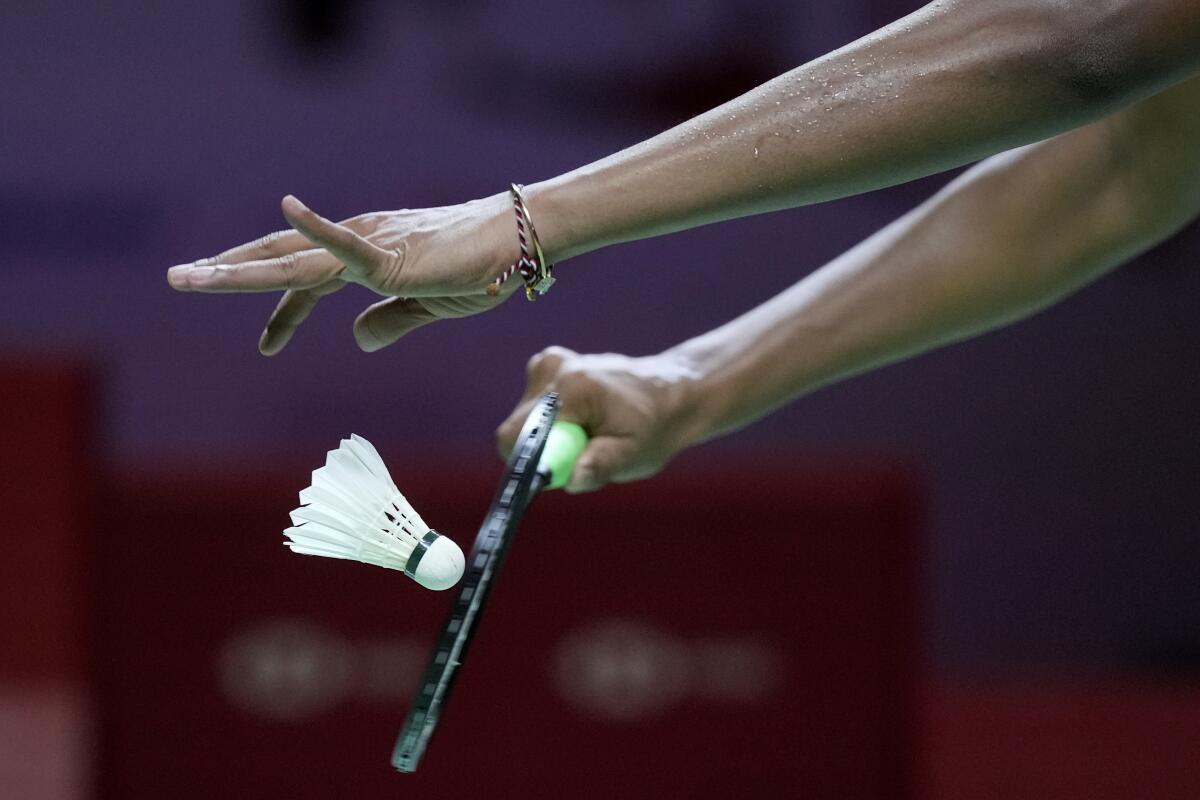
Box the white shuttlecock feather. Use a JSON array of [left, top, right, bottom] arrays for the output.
[[284, 435, 465, 591]]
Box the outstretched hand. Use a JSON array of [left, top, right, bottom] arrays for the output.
[[167, 194, 522, 354]]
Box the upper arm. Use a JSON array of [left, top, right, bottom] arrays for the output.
[[1057, 0, 1200, 106]]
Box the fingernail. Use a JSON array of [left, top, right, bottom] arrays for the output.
[[167, 265, 205, 288], [168, 265, 215, 280]]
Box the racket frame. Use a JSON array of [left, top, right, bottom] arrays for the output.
[[391, 393, 558, 772]]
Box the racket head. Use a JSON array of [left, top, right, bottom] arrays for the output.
[[391, 392, 558, 772]]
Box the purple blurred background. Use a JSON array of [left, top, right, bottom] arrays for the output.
[[2, 3, 1199, 793]]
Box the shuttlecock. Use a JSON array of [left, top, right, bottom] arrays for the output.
[[284, 435, 465, 591]]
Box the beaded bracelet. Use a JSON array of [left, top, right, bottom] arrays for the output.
[[488, 183, 555, 301]]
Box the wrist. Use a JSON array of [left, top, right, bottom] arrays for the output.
[[522, 175, 606, 264], [654, 346, 728, 451], [662, 313, 828, 445], [475, 190, 527, 277]]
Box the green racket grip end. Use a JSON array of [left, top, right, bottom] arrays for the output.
[[540, 421, 589, 490]]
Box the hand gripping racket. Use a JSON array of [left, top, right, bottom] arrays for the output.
[[392, 393, 587, 772]]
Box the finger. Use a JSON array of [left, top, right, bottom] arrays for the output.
[[551, 369, 602, 425], [259, 281, 345, 355], [167, 248, 342, 292], [167, 228, 319, 289], [495, 397, 538, 458], [353, 297, 438, 352], [496, 348, 573, 454], [525, 345, 576, 392], [565, 436, 637, 494], [259, 290, 318, 355], [194, 229, 311, 267], [281, 195, 394, 282], [496, 355, 595, 458], [168, 207, 372, 275]]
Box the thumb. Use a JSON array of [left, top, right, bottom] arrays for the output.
[[354, 297, 438, 352], [281, 195, 389, 283], [565, 436, 638, 494]]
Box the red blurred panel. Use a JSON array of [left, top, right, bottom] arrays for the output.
[[928, 679, 1200, 800], [95, 456, 920, 799], [0, 359, 93, 683], [0, 686, 91, 799]]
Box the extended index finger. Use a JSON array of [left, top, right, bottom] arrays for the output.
[[168, 248, 342, 292], [195, 228, 312, 267], [168, 201, 370, 272]]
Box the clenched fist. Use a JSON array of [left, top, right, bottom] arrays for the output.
[[496, 346, 706, 493]]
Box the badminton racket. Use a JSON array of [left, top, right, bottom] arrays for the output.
[[392, 392, 587, 772]]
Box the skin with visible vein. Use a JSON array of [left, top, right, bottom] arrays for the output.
[[166, 1, 1200, 491], [499, 76, 1200, 491]]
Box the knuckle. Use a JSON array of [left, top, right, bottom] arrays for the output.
[[278, 252, 299, 288], [256, 230, 286, 255], [373, 241, 407, 290], [556, 368, 598, 395], [356, 212, 388, 229], [529, 345, 571, 377]]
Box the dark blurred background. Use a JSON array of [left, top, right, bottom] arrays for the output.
[[1, 1, 1197, 798]]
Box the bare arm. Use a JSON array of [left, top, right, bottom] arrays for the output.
[[501, 78, 1200, 490], [168, 1, 1200, 355], [672, 77, 1200, 443], [531, 0, 1200, 261]]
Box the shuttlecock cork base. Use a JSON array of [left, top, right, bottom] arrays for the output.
[[284, 435, 466, 591]]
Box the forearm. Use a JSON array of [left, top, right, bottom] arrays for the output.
[[667, 85, 1200, 442], [529, 0, 1199, 261]]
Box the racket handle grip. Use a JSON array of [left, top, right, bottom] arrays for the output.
[[540, 421, 589, 490]]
